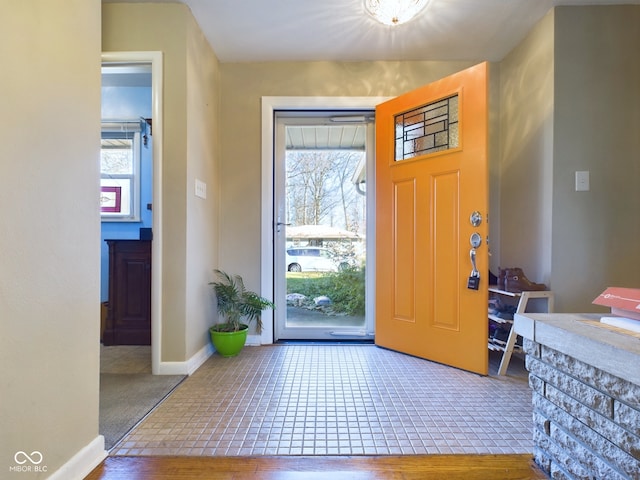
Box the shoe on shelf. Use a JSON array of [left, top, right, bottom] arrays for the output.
[[504, 268, 547, 293], [497, 267, 510, 290], [496, 267, 514, 291], [491, 327, 510, 342], [495, 310, 514, 320]]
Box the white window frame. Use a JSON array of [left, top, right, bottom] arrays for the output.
[[100, 122, 142, 222]]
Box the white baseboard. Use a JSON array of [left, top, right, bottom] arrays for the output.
[[155, 342, 214, 376], [187, 342, 214, 375], [155, 338, 261, 375], [46, 435, 107, 480]]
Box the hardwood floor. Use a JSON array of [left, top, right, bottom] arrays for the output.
[[85, 454, 548, 479]]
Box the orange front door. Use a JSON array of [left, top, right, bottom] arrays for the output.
[[375, 62, 489, 375]]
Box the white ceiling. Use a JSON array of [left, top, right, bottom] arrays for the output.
[[104, 0, 640, 63]]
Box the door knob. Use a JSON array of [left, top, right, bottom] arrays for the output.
[[470, 232, 482, 249]]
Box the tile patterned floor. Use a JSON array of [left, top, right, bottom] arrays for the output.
[[110, 345, 533, 456]]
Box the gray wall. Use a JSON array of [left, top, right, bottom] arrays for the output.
[[552, 6, 640, 311], [499, 10, 555, 287], [500, 5, 640, 312]]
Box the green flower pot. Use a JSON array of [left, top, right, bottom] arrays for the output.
[[209, 324, 249, 357]]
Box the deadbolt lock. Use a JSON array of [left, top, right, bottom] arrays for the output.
[[470, 211, 482, 227]]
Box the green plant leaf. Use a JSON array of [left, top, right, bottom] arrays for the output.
[[209, 269, 274, 333]]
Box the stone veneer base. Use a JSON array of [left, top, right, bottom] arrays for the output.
[[515, 313, 640, 479]]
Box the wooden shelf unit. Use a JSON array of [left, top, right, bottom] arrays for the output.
[[488, 286, 554, 375]]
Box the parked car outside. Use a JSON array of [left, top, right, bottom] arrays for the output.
[[286, 246, 339, 272]]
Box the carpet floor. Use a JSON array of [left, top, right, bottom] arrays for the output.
[[100, 373, 185, 450]]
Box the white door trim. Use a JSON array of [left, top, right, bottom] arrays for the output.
[[260, 96, 389, 345], [102, 51, 164, 374]]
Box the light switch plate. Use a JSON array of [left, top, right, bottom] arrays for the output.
[[195, 178, 207, 199], [575, 171, 590, 191]]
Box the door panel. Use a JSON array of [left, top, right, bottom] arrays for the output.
[[393, 179, 416, 322], [432, 171, 460, 331], [375, 62, 488, 375]]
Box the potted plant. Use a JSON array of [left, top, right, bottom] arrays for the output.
[[209, 269, 275, 357]]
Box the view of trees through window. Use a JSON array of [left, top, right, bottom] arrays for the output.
[[286, 150, 365, 236], [284, 148, 367, 323]]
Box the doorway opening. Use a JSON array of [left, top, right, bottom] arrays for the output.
[[274, 112, 374, 341], [260, 97, 389, 345], [100, 59, 153, 353], [100, 51, 163, 373]]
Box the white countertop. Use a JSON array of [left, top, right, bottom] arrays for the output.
[[514, 313, 640, 386]]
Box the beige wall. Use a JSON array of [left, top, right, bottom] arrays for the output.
[[551, 6, 640, 311], [499, 10, 555, 284], [103, 2, 188, 362], [0, 0, 104, 477], [218, 61, 477, 292], [103, 3, 222, 361], [185, 13, 221, 358]]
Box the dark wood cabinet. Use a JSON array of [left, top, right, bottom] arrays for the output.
[[103, 240, 151, 345]]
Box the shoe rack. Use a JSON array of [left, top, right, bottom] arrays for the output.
[[488, 287, 555, 375]]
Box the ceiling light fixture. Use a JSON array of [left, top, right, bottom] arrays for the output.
[[364, 0, 430, 26]]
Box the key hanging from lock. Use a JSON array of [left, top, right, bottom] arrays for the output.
[[467, 246, 480, 290]]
